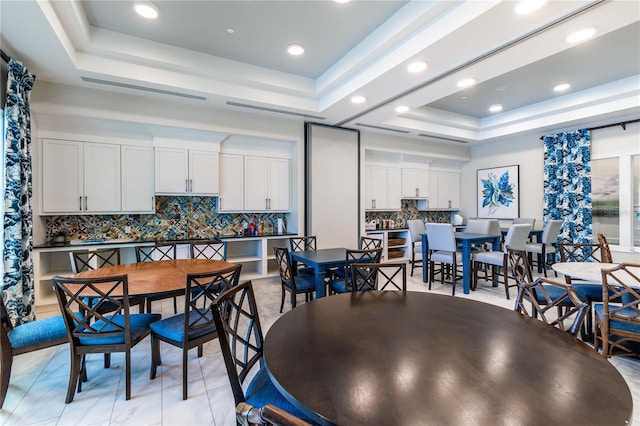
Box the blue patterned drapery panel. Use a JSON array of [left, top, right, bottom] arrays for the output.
[[543, 129, 591, 245], [2, 60, 36, 325]]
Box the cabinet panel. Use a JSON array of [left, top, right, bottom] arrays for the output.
[[219, 153, 244, 211], [402, 168, 429, 198], [155, 148, 189, 193], [268, 158, 290, 211], [245, 156, 269, 210], [438, 171, 461, 209], [189, 151, 219, 195], [387, 167, 402, 210], [42, 140, 83, 213], [84, 142, 120, 212], [122, 146, 155, 212]]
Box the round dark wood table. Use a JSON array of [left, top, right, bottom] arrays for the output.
[[264, 291, 632, 426]]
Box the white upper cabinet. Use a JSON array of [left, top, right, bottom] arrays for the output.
[[365, 166, 401, 210], [121, 146, 155, 212], [244, 156, 290, 211], [402, 167, 429, 198], [154, 148, 219, 195], [427, 170, 461, 209], [218, 153, 244, 211], [42, 139, 120, 213]]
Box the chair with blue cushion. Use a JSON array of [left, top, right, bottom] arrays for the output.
[[1, 296, 68, 408], [407, 219, 426, 277], [288, 236, 316, 277], [274, 247, 315, 312], [426, 223, 463, 295], [595, 263, 640, 358], [332, 236, 383, 279], [136, 243, 180, 313], [212, 280, 313, 423], [52, 274, 161, 403], [149, 263, 242, 400], [351, 262, 407, 292], [328, 247, 383, 295], [524, 219, 563, 276], [514, 277, 589, 337], [236, 402, 311, 426], [190, 239, 227, 260]]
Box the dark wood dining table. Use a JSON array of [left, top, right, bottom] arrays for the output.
[[264, 291, 632, 426], [289, 248, 347, 298], [71, 259, 235, 297], [421, 232, 501, 293]]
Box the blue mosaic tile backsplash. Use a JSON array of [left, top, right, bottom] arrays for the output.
[[46, 196, 287, 241]]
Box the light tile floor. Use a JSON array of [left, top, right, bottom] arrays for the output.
[[2, 271, 639, 425]]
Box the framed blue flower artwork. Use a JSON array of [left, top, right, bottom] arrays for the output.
[[477, 165, 519, 219]]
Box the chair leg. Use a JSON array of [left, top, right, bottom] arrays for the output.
[[150, 335, 160, 380], [0, 350, 12, 408], [291, 290, 297, 309], [125, 350, 131, 401], [182, 347, 188, 400], [451, 261, 457, 296], [503, 260, 510, 300], [65, 352, 82, 403], [471, 261, 478, 291], [173, 296, 178, 314], [428, 260, 434, 290], [279, 285, 285, 313], [410, 251, 415, 276], [104, 353, 111, 368]]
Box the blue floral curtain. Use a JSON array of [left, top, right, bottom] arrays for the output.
[[2, 59, 36, 325], [542, 129, 591, 244]]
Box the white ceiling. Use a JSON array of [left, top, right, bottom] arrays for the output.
[[1, 0, 639, 146]]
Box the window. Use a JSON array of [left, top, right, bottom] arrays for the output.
[[634, 155, 640, 248], [592, 158, 620, 244]]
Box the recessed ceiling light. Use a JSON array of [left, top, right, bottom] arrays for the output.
[[334, 0, 351, 3], [554, 83, 571, 92], [407, 61, 428, 73], [514, 0, 547, 15], [287, 44, 305, 56], [566, 26, 597, 43], [457, 78, 476, 88], [351, 95, 366, 104], [226, 28, 236, 34], [395, 105, 410, 113], [134, 1, 159, 19], [489, 104, 503, 113]]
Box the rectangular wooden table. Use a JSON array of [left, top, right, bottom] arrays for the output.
[[290, 248, 347, 298], [421, 232, 501, 294]]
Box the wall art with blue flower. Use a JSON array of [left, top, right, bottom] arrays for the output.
[[477, 165, 520, 219]]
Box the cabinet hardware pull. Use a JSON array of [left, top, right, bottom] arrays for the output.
[[79, 196, 82, 211], [266, 198, 269, 210], [269, 198, 271, 209], [152, 196, 155, 210], [185, 179, 189, 192], [84, 196, 88, 211], [416, 188, 419, 197], [189, 179, 193, 192]]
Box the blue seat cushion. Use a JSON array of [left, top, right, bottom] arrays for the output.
[[284, 274, 315, 292], [332, 267, 346, 279], [329, 279, 348, 294], [79, 313, 161, 345], [245, 367, 314, 423], [536, 284, 588, 304], [594, 304, 640, 334], [8, 315, 68, 350], [150, 310, 216, 342], [572, 284, 603, 300]]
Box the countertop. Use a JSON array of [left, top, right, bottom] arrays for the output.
[[34, 232, 298, 249]]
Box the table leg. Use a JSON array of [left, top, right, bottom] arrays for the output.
[[315, 266, 326, 298], [422, 234, 429, 283], [462, 241, 471, 294]]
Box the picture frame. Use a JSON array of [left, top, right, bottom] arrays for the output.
[[477, 165, 519, 219]]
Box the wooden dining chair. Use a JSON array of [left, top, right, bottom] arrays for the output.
[[274, 247, 315, 312], [514, 277, 589, 337], [149, 264, 242, 400], [1, 297, 68, 408], [190, 239, 227, 260], [52, 274, 161, 403], [236, 402, 311, 426], [69, 247, 121, 273], [328, 247, 383, 294], [136, 243, 179, 313], [333, 236, 383, 280], [597, 233, 613, 263], [288, 236, 316, 276], [594, 263, 640, 358], [351, 262, 407, 292], [212, 280, 311, 422]]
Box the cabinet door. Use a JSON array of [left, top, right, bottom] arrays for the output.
[[267, 158, 290, 211], [428, 170, 440, 208], [364, 166, 374, 210], [387, 167, 402, 210], [219, 153, 244, 211], [371, 166, 388, 209], [155, 148, 189, 193], [439, 172, 461, 209], [402, 168, 428, 198], [244, 156, 269, 210], [42, 139, 83, 213], [84, 143, 121, 212], [121, 146, 155, 212], [189, 150, 219, 195]]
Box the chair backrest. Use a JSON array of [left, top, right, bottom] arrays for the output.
[[184, 264, 242, 336], [288, 236, 316, 252], [597, 233, 613, 263], [514, 277, 589, 337], [507, 248, 533, 286], [559, 243, 606, 263], [70, 248, 121, 273], [342, 247, 383, 289], [190, 239, 227, 260], [236, 402, 311, 426], [0, 296, 15, 342], [465, 219, 491, 234], [513, 218, 536, 229], [601, 263, 640, 324], [351, 262, 407, 292], [503, 224, 532, 251], [487, 220, 501, 236], [212, 280, 264, 405], [136, 243, 177, 262], [541, 220, 563, 245], [425, 223, 456, 252], [52, 275, 133, 345], [407, 219, 426, 243], [274, 247, 295, 285], [359, 236, 382, 250]]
